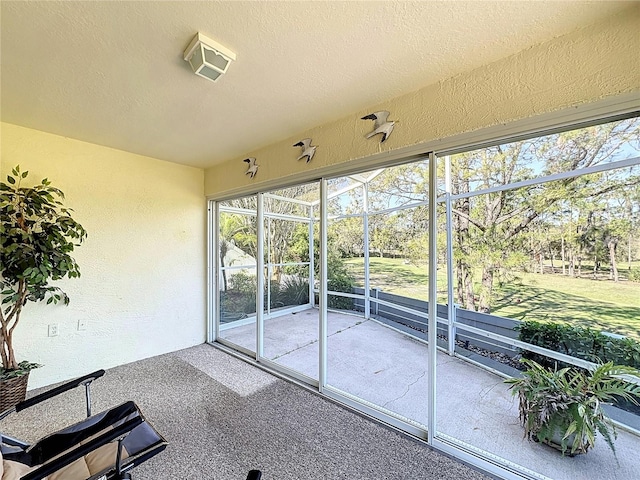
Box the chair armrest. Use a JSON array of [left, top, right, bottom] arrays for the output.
[[246, 470, 262, 480], [14, 370, 105, 413]]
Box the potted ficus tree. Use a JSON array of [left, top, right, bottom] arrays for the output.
[[505, 358, 640, 457], [0, 165, 87, 411]]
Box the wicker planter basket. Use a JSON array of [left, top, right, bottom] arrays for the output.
[[0, 372, 29, 412]]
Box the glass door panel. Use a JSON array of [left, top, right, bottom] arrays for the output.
[[261, 183, 319, 380], [325, 164, 432, 431], [435, 117, 640, 480], [218, 198, 257, 354]]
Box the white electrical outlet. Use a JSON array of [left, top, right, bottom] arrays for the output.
[[78, 319, 87, 331], [48, 324, 59, 337]]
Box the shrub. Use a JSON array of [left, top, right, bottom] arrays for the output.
[[628, 268, 640, 283], [222, 271, 313, 316], [277, 276, 309, 306], [284, 222, 356, 310], [327, 272, 355, 310], [228, 271, 256, 293], [221, 271, 257, 318], [518, 321, 640, 370]]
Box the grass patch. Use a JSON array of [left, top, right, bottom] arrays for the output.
[[343, 257, 447, 301], [343, 257, 640, 340], [493, 273, 639, 339]]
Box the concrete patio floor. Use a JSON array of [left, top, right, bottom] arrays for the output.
[[220, 308, 640, 480]]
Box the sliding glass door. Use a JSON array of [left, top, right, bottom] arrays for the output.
[[260, 183, 320, 381], [217, 196, 258, 355], [434, 116, 640, 480], [323, 162, 433, 433], [211, 112, 640, 480]]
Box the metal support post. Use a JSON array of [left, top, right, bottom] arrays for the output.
[[427, 152, 438, 444], [319, 179, 328, 391], [309, 204, 315, 308], [445, 156, 455, 355], [363, 183, 371, 319], [257, 193, 265, 359]]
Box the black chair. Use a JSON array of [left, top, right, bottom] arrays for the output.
[[0, 371, 261, 480], [0, 370, 167, 480]]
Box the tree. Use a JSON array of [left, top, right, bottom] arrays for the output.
[[221, 185, 320, 287], [450, 141, 537, 311], [263, 185, 317, 283], [332, 216, 365, 258], [621, 184, 640, 270], [221, 196, 258, 262], [450, 117, 639, 312], [1, 166, 87, 371], [286, 221, 356, 309], [219, 212, 250, 291]]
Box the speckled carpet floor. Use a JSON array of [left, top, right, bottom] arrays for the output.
[[2, 344, 492, 480]]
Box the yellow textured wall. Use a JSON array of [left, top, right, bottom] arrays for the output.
[[204, 7, 640, 197], [0, 124, 206, 388]]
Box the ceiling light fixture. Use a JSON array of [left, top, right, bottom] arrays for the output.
[[183, 32, 236, 83]]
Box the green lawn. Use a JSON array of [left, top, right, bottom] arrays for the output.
[[343, 257, 640, 340], [344, 257, 440, 301]]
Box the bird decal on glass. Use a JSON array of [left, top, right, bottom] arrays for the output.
[[244, 157, 259, 178], [293, 138, 317, 163], [361, 110, 396, 143]]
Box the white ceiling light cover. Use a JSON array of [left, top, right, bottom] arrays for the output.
[[183, 32, 236, 82]]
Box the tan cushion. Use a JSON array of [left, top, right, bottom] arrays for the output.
[[85, 441, 128, 475], [1, 441, 129, 480], [2, 460, 32, 480], [47, 457, 90, 480], [47, 442, 129, 480]]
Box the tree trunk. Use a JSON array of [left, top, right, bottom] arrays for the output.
[[464, 269, 475, 310], [608, 238, 619, 282], [5, 330, 17, 370], [456, 260, 475, 310], [478, 267, 494, 313], [453, 200, 471, 308], [451, 158, 476, 311], [456, 260, 464, 306], [273, 247, 283, 284], [220, 241, 228, 291], [627, 198, 633, 269], [569, 250, 575, 276], [0, 326, 18, 370], [577, 256, 582, 277], [561, 236, 566, 275], [1, 321, 18, 370], [530, 236, 535, 273], [0, 283, 26, 370], [0, 328, 9, 369]]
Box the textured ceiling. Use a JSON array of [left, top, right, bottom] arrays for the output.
[[0, 1, 632, 168]]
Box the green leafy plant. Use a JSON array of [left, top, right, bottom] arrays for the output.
[[327, 271, 355, 310], [505, 359, 640, 457], [518, 320, 640, 369], [0, 361, 42, 380], [0, 166, 87, 379], [285, 222, 356, 310], [276, 276, 309, 307]]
